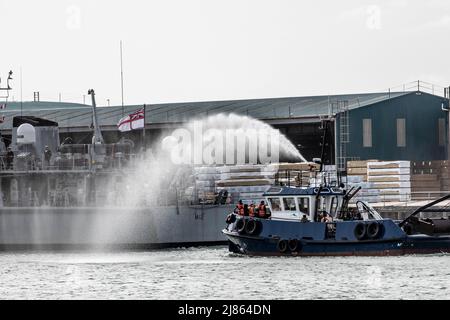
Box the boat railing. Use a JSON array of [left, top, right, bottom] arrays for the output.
[[0, 152, 141, 173], [350, 191, 450, 207]]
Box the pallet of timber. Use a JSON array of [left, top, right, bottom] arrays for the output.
[[371, 182, 411, 189], [229, 175, 275, 180], [273, 162, 321, 172], [368, 175, 410, 182], [368, 161, 410, 169], [347, 161, 368, 168], [369, 188, 410, 195], [347, 167, 367, 175], [216, 179, 273, 187], [347, 160, 378, 168], [411, 174, 439, 181], [347, 175, 365, 183], [411, 182, 440, 188], [368, 168, 411, 176], [431, 160, 450, 167]]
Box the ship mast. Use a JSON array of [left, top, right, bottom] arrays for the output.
[[88, 89, 104, 145]]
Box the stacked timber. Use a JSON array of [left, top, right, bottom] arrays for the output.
[[346, 161, 374, 202], [366, 161, 411, 202], [215, 164, 276, 204], [346, 160, 412, 203], [411, 161, 447, 198], [193, 166, 221, 204], [216, 162, 320, 204], [347, 161, 369, 184]]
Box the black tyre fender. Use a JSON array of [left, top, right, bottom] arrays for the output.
[[226, 213, 236, 224], [367, 221, 383, 239], [236, 219, 246, 234], [354, 222, 367, 240], [245, 219, 261, 235], [288, 239, 300, 252], [277, 239, 288, 253]]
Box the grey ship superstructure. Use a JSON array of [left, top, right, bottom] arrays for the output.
[[0, 90, 231, 250]]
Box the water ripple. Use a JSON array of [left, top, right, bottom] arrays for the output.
[[0, 247, 449, 300]]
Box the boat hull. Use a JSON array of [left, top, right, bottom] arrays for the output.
[[224, 231, 450, 256], [0, 205, 233, 250], [223, 215, 450, 257]]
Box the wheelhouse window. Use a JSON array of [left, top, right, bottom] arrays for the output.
[[283, 197, 297, 211], [268, 198, 282, 212], [298, 197, 310, 214]]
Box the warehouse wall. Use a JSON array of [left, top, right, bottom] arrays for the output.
[[341, 92, 448, 161]]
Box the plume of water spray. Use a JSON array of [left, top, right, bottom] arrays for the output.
[[92, 113, 308, 245], [185, 114, 306, 163]]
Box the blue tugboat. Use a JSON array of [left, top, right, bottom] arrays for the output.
[[223, 183, 450, 256]]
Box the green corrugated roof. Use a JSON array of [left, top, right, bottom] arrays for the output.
[[0, 91, 410, 131]]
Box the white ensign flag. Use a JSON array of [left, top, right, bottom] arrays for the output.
[[117, 108, 145, 132]]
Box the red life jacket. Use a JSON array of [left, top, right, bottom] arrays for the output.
[[258, 204, 266, 217], [249, 206, 255, 217], [237, 203, 244, 216]]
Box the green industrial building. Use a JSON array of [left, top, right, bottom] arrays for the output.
[[1, 85, 449, 168]]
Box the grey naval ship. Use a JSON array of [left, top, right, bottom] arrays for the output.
[[0, 90, 233, 250]]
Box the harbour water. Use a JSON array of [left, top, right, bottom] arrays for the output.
[[0, 247, 449, 300]]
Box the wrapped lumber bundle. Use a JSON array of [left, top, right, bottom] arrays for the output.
[[365, 161, 411, 202]]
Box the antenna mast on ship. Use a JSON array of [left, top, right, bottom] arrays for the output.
[[88, 89, 105, 145]]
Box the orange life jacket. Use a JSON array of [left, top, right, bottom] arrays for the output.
[[237, 203, 244, 216], [249, 206, 255, 217], [258, 204, 266, 217]]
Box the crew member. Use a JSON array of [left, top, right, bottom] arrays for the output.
[[249, 203, 255, 217], [321, 212, 333, 223], [258, 201, 267, 218], [5, 147, 14, 170], [44, 145, 52, 169], [236, 200, 244, 216]]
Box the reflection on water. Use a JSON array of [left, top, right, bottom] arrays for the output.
[[0, 247, 449, 300]]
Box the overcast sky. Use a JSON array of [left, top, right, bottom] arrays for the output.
[[1, 0, 449, 106]]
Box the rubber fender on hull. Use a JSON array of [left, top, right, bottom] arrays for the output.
[[367, 221, 384, 239], [245, 219, 262, 236], [288, 239, 300, 252], [277, 240, 288, 253], [226, 213, 236, 224], [354, 223, 367, 240], [236, 219, 246, 234], [402, 223, 414, 235]]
